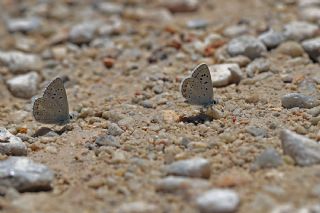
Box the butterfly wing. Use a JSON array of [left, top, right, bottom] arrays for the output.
[[181, 77, 210, 105], [33, 78, 69, 124], [190, 63, 213, 106]]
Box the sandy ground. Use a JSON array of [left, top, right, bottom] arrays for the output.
[[0, 0, 320, 212]]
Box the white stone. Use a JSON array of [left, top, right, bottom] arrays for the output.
[[7, 72, 39, 99], [209, 64, 243, 87], [0, 128, 27, 156], [0, 51, 42, 73], [283, 21, 318, 41], [165, 158, 210, 178]]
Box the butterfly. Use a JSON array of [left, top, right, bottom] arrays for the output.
[[33, 78, 70, 125], [180, 63, 214, 107]]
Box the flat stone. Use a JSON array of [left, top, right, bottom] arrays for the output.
[[0, 128, 27, 156], [227, 35, 267, 60], [156, 176, 210, 193], [283, 21, 318, 41], [0, 157, 54, 193], [209, 64, 243, 87], [0, 51, 42, 74], [165, 158, 210, 178], [302, 37, 320, 62], [7, 72, 39, 99], [281, 93, 319, 109], [6, 17, 41, 33], [280, 129, 320, 166], [258, 29, 284, 49], [251, 148, 283, 170], [196, 189, 240, 213], [95, 134, 120, 148]]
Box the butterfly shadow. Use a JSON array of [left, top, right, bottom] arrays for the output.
[[32, 124, 73, 137], [178, 112, 214, 125]]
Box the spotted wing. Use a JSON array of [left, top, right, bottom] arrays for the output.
[[33, 78, 69, 124], [181, 77, 211, 106]]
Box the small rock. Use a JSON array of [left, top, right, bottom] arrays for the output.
[[223, 24, 248, 38], [246, 126, 268, 138], [156, 176, 210, 193], [0, 128, 27, 156], [161, 110, 179, 123], [116, 201, 157, 213], [95, 2, 124, 15], [302, 37, 320, 62], [6, 17, 41, 33], [165, 158, 210, 178], [307, 105, 320, 117], [280, 129, 320, 166], [276, 41, 305, 57], [196, 189, 240, 213], [251, 148, 283, 170], [0, 51, 42, 74], [246, 58, 270, 78], [95, 134, 120, 148], [108, 123, 124, 136], [0, 157, 53, 193], [258, 29, 284, 49], [283, 21, 318, 41], [225, 55, 251, 67], [281, 93, 319, 109], [227, 35, 267, 59], [186, 19, 208, 29], [298, 0, 320, 7], [7, 72, 39, 99], [69, 21, 99, 44], [209, 64, 243, 87], [163, 0, 199, 13], [300, 7, 320, 22]]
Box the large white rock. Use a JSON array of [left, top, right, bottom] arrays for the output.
[[7, 72, 39, 99]]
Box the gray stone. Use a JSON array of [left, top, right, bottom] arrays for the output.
[[155, 176, 210, 193], [7, 72, 39, 99], [69, 21, 100, 44], [95, 2, 124, 15], [223, 24, 248, 38], [95, 135, 120, 148], [298, 0, 320, 7], [251, 148, 283, 170], [163, 0, 199, 13], [283, 21, 318, 41], [302, 37, 320, 62], [227, 35, 267, 59], [108, 123, 124, 136], [116, 201, 157, 213], [0, 51, 42, 73], [196, 189, 240, 213], [209, 63, 243, 87], [300, 7, 320, 22], [258, 29, 284, 49], [246, 58, 270, 78], [187, 19, 208, 29], [0, 128, 27, 156], [6, 17, 41, 33], [165, 158, 210, 178], [0, 157, 53, 193], [246, 126, 268, 138], [280, 129, 320, 166], [281, 93, 319, 109]]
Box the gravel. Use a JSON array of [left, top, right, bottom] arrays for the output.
[[196, 189, 240, 213], [108, 123, 124, 136], [280, 129, 320, 166], [165, 158, 211, 178], [281, 93, 319, 109], [0, 128, 27, 156], [0, 157, 54, 193], [6, 72, 39, 99], [227, 35, 267, 59]]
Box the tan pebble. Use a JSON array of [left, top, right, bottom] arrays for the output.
[[276, 41, 304, 57], [87, 177, 106, 189], [45, 145, 58, 154], [215, 170, 252, 187], [161, 110, 179, 123]]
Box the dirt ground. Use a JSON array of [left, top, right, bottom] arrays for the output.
[[0, 0, 320, 212]]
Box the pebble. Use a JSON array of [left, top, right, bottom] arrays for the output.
[[116, 201, 157, 213], [6, 17, 41, 33], [0, 51, 42, 74], [225, 55, 251, 67], [246, 126, 268, 138], [186, 19, 208, 29], [95, 134, 120, 148], [298, 0, 320, 7], [209, 63, 243, 87], [6, 72, 39, 99], [165, 158, 210, 178], [245, 58, 270, 78], [69, 21, 99, 44], [307, 105, 320, 117], [196, 189, 240, 213], [251, 148, 283, 171], [258, 29, 284, 49], [0, 157, 53, 193], [163, 0, 199, 13], [156, 176, 210, 194], [281, 93, 319, 109], [276, 41, 305, 57], [108, 123, 124, 136], [280, 129, 320, 166], [223, 24, 248, 38], [302, 37, 320, 62], [300, 7, 320, 22], [283, 21, 318, 41], [95, 2, 124, 15], [227, 35, 267, 59], [0, 128, 27, 156]]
